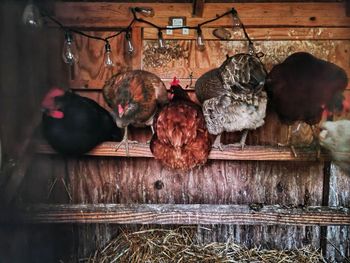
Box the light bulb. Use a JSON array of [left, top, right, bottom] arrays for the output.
[[232, 14, 241, 28], [134, 7, 155, 17], [196, 28, 205, 51], [62, 32, 79, 65], [125, 30, 134, 54], [22, 0, 43, 28], [248, 42, 255, 55], [157, 30, 165, 49], [104, 42, 115, 68]]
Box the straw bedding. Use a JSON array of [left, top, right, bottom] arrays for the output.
[[83, 227, 327, 263]]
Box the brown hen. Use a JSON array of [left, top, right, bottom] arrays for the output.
[[103, 70, 168, 154], [150, 78, 212, 171]]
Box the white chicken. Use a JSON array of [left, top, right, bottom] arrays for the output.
[[319, 120, 350, 174]]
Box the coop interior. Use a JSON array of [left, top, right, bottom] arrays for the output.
[[0, 0, 350, 262]]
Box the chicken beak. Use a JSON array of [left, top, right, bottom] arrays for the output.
[[118, 104, 124, 118]]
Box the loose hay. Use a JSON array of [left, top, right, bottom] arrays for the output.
[[83, 227, 326, 263]]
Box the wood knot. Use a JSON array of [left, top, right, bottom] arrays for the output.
[[249, 203, 264, 212], [309, 16, 316, 21], [276, 182, 284, 193], [154, 180, 164, 190]]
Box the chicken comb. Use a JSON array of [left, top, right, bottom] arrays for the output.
[[170, 77, 180, 86], [41, 87, 65, 108]]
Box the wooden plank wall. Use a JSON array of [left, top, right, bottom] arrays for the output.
[[5, 1, 349, 262]]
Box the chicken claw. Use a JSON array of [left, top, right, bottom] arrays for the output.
[[226, 130, 249, 150], [115, 127, 138, 155], [212, 134, 223, 151]]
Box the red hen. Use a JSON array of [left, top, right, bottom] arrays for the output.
[[150, 78, 212, 171]]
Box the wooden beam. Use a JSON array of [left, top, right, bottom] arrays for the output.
[[51, 3, 350, 28], [16, 204, 350, 225], [36, 142, 329, 161], [347, 0, 350, 17], [193, 0, 205, 17], [143, 27, 350, 40]]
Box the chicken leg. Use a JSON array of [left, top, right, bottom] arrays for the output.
[[278, 125, 297, 158], [146, 126, 155, 144], [115, 126, 138, 155], [310, 124, 321, 159], [212, 134, 223, 151], [226, 130, 249, 150]]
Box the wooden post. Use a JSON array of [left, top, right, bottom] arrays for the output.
[[193, 0, 205, 17], [320, 162, 331, 258]]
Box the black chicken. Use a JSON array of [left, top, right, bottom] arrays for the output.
[[265, 52, 348, 153], [41, 87, 123, 155]]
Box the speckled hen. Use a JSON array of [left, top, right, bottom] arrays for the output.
[[195, 53, 267, 149]]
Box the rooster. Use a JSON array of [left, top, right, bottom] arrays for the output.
[[195, 53, 267, 149], [265, 52, 348, 152], [150, 78, 212, 170], [103, 70, 168, 154], [41, 87, 122, 155], [319, 120, 350, 174]]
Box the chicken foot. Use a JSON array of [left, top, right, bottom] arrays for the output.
[[115, 126, 139, 155], [225, 130, 249, 150], [212, 134, 223, 151], [146, 126, 155, 144]]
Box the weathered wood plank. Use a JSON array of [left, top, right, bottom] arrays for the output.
[[325, 164, 350, 262], [52, 3, 350, 28], [18, 204, 350, 225], [36, 142, 329, 161], [67, 39, 350, 91], [142, 40, 350, 83], [144, 27, 350, 40], [193, 0, 205, 17], [72, 31, 132, 82]]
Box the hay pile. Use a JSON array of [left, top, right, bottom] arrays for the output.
[[84, 227, 326, 263]]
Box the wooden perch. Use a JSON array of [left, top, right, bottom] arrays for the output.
[[36, 142, 329, 161], [17, 204, 350, 225]]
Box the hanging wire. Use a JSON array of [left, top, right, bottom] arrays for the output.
[[41, 11, 135, 43], [36, 7, 256, 55]]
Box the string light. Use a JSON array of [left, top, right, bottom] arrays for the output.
[[248, 42, 255, 55], [196, 27, 205, 51], [157, 30, 165, 49], [104, 42, 115, 68], [23, 6, 257, 66], [22, 0, 43, 27], [62, 31, 79, 65], [125, 29, 134, 54], [230, 10, 257, 56], [232, 12, 241, 33], [133, 7, 155, 17]]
